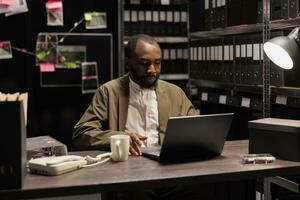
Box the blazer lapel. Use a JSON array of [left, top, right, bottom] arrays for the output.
[[156, 81, 170, 136], [118, 75, 129, 131]]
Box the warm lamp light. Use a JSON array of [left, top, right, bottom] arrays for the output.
[[263, 27, 300, 70]]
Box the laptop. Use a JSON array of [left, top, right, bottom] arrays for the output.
[[142, 113, 233, 163]]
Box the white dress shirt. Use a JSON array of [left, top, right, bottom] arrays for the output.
[[125, 78, 159, 147]]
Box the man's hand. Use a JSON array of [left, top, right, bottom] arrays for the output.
[[127, 132, 147, 156]]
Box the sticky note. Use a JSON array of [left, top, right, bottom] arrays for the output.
[[84, 12, 92, 21], [36, 52, 47, 60], [275, 95, 287, 105], [46, 1, 62, 10], [0, 0, 13, 6], [40, 63, 55, 72], [201, 92, 208, 101], [241, 97, 251, 108], [219, 95, 227, 105]]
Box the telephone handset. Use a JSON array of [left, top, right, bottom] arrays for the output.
[[28, 155, 87, 175], [28, 153, 111, 176]]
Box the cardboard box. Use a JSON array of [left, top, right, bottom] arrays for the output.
[[0, 102, 26, 189], [249, 118, 300, 161]]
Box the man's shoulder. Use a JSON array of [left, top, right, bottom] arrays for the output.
[[157, 79, 182, 91], [101, 75, 128, 90]]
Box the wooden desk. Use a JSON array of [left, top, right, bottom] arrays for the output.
[[1, 140, 300, 199]]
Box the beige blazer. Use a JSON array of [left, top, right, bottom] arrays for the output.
[[73, 74, 197, 150]]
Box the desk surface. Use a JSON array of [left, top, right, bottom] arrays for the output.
[[2, 140, 300, 199]]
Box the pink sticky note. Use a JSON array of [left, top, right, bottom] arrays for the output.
[[46, 1, 62, 10], [40, 63, 55, 72], [0, 0, 13, 6]]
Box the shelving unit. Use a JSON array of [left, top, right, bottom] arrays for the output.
[[187, 0, 300, 146], [190, 18, 300, 39], [122, 0, 189, 80], [188, 0, 300, 113]]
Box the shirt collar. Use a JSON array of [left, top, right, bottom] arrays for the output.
[[129, 76, 142, 93], [129, 77, 155, 94]]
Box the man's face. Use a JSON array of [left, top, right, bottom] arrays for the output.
[[128, 40, 162, 88]]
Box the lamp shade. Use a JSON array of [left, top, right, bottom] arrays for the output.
[[263, 36, 298, 70]]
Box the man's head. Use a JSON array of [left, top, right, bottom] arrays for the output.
[[125, 34, 162, 88]]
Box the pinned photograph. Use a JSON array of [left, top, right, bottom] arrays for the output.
[[56, 45, 86, 69], [35, 34, 58, 65], [81, 61, 98, 76], [46, 0, 64, 26], [85, 12, 107, 29], [0, 41, 13, 59], [82, 77, 99, 94], [81, 62, 99, 94], [5, 0, 28, 16]]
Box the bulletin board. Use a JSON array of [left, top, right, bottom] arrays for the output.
[[38, 32, 113, 87]]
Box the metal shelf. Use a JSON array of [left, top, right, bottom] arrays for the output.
[[189, 79, 300, 98], [124, 36, 188, 43], [124, 3, 187, 10], [189, 79, 235, 90], [160, 74, 189, 80], [272, 87, 300, 97], [155, 37, 188, 43], [270, 18, 300, 30], [190, 18, 300, 40]]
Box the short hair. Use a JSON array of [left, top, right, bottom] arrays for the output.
[[124, 34, 159, 58]]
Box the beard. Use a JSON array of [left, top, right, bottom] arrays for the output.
[[130, 69, 159, 89]]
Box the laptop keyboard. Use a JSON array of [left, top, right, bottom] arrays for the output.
[[148, 151, 160, 157]]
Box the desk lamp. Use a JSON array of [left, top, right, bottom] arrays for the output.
[[263, 27, 300, 70]]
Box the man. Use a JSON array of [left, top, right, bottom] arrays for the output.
[[73, 34, 198, 155], [73, 34, 216, 200]]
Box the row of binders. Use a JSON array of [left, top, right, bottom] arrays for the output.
[[200, 0, 299, 31], [189, 32, 285, 86], [124, 10, 187, 36], [258, 0, 299, 22], [203, 0, 258, 30], [126, 0, 187, 5], [161, 47, 188, 74]]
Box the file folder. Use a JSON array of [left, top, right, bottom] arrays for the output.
[[223, 37, 234, 83], [180, 11, 187, 36], [137, 10, 145, 34], [204, 0, 212, 30], [226, 0, 242, 26], [288, 0, 299, 18], [189, 0, 204, 32]]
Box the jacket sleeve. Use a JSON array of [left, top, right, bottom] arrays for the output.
[[179, 89, 199, 116], [72, 86, 125, 150]]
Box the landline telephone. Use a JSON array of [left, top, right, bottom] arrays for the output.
[[28, 153, 111, 176]]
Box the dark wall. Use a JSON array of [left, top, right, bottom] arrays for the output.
[[0, 0, 120, 149]]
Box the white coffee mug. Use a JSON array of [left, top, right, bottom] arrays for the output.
[[110, 135, 130, 162]]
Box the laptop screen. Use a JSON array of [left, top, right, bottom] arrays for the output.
[[158, 113, 233, 162]]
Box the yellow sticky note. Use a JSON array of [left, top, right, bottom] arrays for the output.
[[84, 12, 92, 21], [36, 52, 47, 60]]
